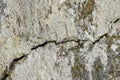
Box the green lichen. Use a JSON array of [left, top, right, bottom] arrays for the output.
[[71, 54, 88, 80], [0, 34, 3, 46], [78, 0, 95, 31], [113, 35, 120, 40], [68, 45, 80, 52], [106, 51, 120, 80], [106, 36, 113, 45], [89, 16, 93, 23], [80, 24, 88, 31], [106, 35, 120, 40], [106, 35, 120, 48], [81, 0, 94, 19], [104, 33, 120, 79]]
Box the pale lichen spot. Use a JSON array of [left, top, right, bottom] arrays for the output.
[[12, 36, 21, 47], [0, 34, 4, 46]]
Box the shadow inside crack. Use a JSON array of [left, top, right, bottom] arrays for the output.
[[0, 54, 28, 80]]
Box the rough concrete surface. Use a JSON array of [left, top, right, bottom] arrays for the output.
[[0, 0, 120, 80]]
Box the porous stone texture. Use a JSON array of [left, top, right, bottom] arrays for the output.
[[0, 0, 120, 80]]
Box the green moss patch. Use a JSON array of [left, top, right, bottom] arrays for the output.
[[81, 0, 94, 19], [71, 54, 88, 80]]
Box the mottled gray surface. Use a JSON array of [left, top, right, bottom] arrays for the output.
[[0, 0, 120, 80]]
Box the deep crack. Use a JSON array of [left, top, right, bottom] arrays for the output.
[[113, 18, 120, 23], [9, 54, 28, 70], [31, 33, 109, 51], [31, 39, 87, 50], [0, 67, 8, 80], [1, 54, 28, 80], [93, 33, 108, 44], [0, 33, 110, 80]]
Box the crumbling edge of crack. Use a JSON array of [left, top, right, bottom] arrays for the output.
[[0, 33, 110, 80], [0, 54, 28, 80], [31, 39, 88, 50], [92, 33, 108, 45], [0, 39, 87, 80]]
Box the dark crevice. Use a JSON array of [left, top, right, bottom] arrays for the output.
[[31, 39, 87, 50], [31, 33, 109, 51], [0, 33, 109, 80], [0, 54, 28, 80], [31, 40, 56, 50], [113, 18, 120, 23], [9, 54, 28, 70], [1, 74, 8, 80], [1, 39, 87, 80], [1, 67, 8, 80], [93, 33, 108, 45]]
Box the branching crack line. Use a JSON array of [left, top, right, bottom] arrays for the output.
[[0, 39, 87, 80], [31, 33, 109, 51], [0, 33, 110, 80], [31, 39, 87, 50], [1, 54, 28, 80], [92, 33, 108, 44]]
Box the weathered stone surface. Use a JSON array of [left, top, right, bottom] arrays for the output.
[[0, 0, 120, 80]]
